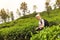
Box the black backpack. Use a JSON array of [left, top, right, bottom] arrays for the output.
[[44, 19, 49, 27], [40, 19, 49, 27]]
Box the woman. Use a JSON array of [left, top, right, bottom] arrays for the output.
[[35, 14, 49, 31]]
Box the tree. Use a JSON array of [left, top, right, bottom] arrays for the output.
[[16, 9, 21, 16], [0, 8, 9, 22], [6, 9, 10, 22], [56, 0, 60, 9], [20, 2, 27, 16], [10, 11, 14, 21], [33, 5, 37, 12], [45, 0, 52, 16], [27, 10, 30, 14], [53, 4, 57, 9], [47, 6, 52, 16], [45, 1, 49, 16]]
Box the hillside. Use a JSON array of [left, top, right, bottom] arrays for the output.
[[0, 9, 60, 40]]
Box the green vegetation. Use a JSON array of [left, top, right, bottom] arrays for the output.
[[30, 26, 60, 40], [30, 9, 60, 40], [0, 9, 60, 40], [0, 17, 38, 40], [0, 0, 60, 40]]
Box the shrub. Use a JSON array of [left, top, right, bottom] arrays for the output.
[[30, 26, 60, 40]]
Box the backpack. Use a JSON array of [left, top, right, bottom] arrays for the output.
[[44, 19, 49, 27]]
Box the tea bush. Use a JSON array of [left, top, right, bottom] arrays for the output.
[[0, 9, 60, 40], [30, 26, 60, 40]]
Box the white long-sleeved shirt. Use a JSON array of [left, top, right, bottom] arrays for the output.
[[39, 19, 44, 28]]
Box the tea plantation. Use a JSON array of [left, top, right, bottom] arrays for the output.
[[0, 9, 60, 40]]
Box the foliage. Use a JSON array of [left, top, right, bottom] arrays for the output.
[[10, 11, 14, 21], [56, 0, 60, 9], [30, 26, 60, 40], [33, 5, 37, 12], [16, 9, 21, 16], [0, 9, 60, 40], [0, 17, 38, 40], [0, 8, 9, 22], [20, 2, 27, 16], [45, 0, 52, 16]]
